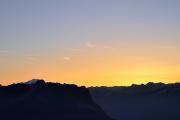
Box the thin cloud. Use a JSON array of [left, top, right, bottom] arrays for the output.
[[63, 57, 71, 61], [85, 41, 115, 50], [24, 55, 39, 63], [25, 56, 40, 64], [85, 42, 96, 48]]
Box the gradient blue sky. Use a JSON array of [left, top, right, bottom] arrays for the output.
[[0, 0, 180, 86]]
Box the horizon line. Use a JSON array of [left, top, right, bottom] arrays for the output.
[[1, 79, 180, 88]]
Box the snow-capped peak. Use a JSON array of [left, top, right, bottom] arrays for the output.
[[25, 79, 43, 85]]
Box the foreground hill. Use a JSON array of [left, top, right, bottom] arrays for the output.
[[90, 82, 180, 120], [0, 80, 112, 120]]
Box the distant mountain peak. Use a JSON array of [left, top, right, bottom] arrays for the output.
[[25, 79, 45, 85]]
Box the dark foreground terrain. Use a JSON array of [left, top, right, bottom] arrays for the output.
[[0, 80, 112, 120], [90, 82, 180, 120]]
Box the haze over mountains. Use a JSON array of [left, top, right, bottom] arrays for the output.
[[90, 82, 180, 120], [0, 80, 112, 120]]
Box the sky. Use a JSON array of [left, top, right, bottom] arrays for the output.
[[0, 0, 180, 86]]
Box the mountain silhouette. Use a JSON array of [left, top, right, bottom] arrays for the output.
[[0, 80, 113, 120], [90, 82, 180, 120]]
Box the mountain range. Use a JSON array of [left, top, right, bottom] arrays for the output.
[[1, 80, 180, 120], [90, 82, 180, 120], [0, 80, 112, 120]]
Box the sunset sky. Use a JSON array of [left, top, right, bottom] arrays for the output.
[[0, 0, 180, 86]]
